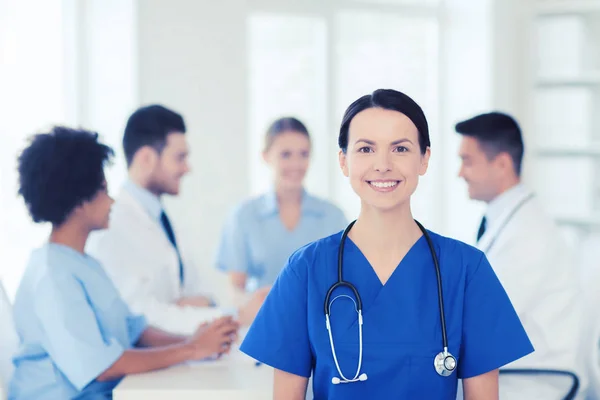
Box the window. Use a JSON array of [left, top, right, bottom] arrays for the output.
[[0, 0, 136, 299], [531, 10, 600, 229], [247, 14, 328, 198], [334, 10, 439, 221], [0, 0, 75, 299]]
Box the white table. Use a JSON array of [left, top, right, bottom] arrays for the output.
[[114, 349, 273, 400]]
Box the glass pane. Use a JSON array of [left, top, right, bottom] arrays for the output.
[[350, 0, 440, 5], [247, 13, 328, 197], [534, 87, 594, 148], [0, 0, 70, 298], [333, 10, 439, 224], [532, 158, 597, 218]]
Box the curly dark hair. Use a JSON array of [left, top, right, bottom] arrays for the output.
[[17, 126, 114, 226]]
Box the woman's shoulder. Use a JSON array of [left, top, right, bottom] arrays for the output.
[[283, 231, 343, 277], [227, 193, 274, 220]]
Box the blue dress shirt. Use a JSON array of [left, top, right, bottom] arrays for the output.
[[215, 190, 348, 289], [9, 243, 148, 400]]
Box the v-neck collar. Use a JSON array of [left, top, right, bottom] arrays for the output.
[[345, 234, 427, 288], [331, 233, 429, 339]]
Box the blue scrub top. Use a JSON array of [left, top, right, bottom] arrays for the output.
[[240, 230, 534, 399], [215, 190, 347, 289], [9, 243, 148, 400]]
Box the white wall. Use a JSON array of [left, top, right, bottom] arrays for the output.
[[435, 0, 493, 241], [0, 0, 75, 298], [438, 0, 536, 242], [137, 0, 249, 301], [77, 0, 138, 191]]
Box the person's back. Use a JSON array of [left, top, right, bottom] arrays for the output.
[[10, 245, 136, 399]]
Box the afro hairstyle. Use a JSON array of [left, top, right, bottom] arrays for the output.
[[17, 126, 114, 226]]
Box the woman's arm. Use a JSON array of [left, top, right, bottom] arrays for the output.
[[229, 271, 248, 291], [462, 369, 499, 400], [98, 316, 238, 381], [135, 326, 189, 347], [97, 343, 194, 381], [274, 369, 308, 400]]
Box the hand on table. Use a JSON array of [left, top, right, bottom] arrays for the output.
[[186, 316, 239, 360]]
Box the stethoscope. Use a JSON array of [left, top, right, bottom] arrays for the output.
[[324, 220, 457, 385], [480, 193, 535, 253]]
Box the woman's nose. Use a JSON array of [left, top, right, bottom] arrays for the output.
[[374, 152, 392, 172]]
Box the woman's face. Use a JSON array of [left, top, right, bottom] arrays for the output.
[[339, 107, 430, 213], [78, 180, 115, 231], [263, 131, 311, 192]]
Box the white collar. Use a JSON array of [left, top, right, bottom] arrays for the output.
[[122, 179, 163, 221], [484, 183, 530, 232]]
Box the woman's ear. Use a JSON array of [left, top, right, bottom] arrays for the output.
[[339, 150, 349, 177], [419, 147, 431, 176]]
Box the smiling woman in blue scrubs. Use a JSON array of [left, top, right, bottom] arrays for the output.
[[215, 117, 347, 292], [9, 127, 238, 400], [240, 89, 534, 399]]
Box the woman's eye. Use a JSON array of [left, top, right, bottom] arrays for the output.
[[358, 147, 372, 153], [281, 151, 292, 159], [395, 146, 408, 153]]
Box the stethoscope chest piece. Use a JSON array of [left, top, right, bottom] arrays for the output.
[[434, 350, 457, 377]]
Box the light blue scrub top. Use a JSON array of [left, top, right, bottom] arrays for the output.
[[215, 190, 347, 289], [9, 243, 148, 400], [240, 230, 534, 399]]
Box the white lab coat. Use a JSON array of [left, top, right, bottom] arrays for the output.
[[476, 186, 587, 399], [87, 189, 224, 335]]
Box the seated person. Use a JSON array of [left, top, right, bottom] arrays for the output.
[[9, 127, 238, 400], [87, 105, 267, 334], [215, 117, 347, 296]]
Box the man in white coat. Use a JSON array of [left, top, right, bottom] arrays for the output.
[[88, 105, 267, 335], [455, 112, 586, 399]]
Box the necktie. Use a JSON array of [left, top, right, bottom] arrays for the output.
[[160, 211, 184, 285], [476, 216, 487, 242]]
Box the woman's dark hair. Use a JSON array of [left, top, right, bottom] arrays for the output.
[[338, 89, 430, 155], [17, 126, 114, 226], [264, 117, 310, 152]]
